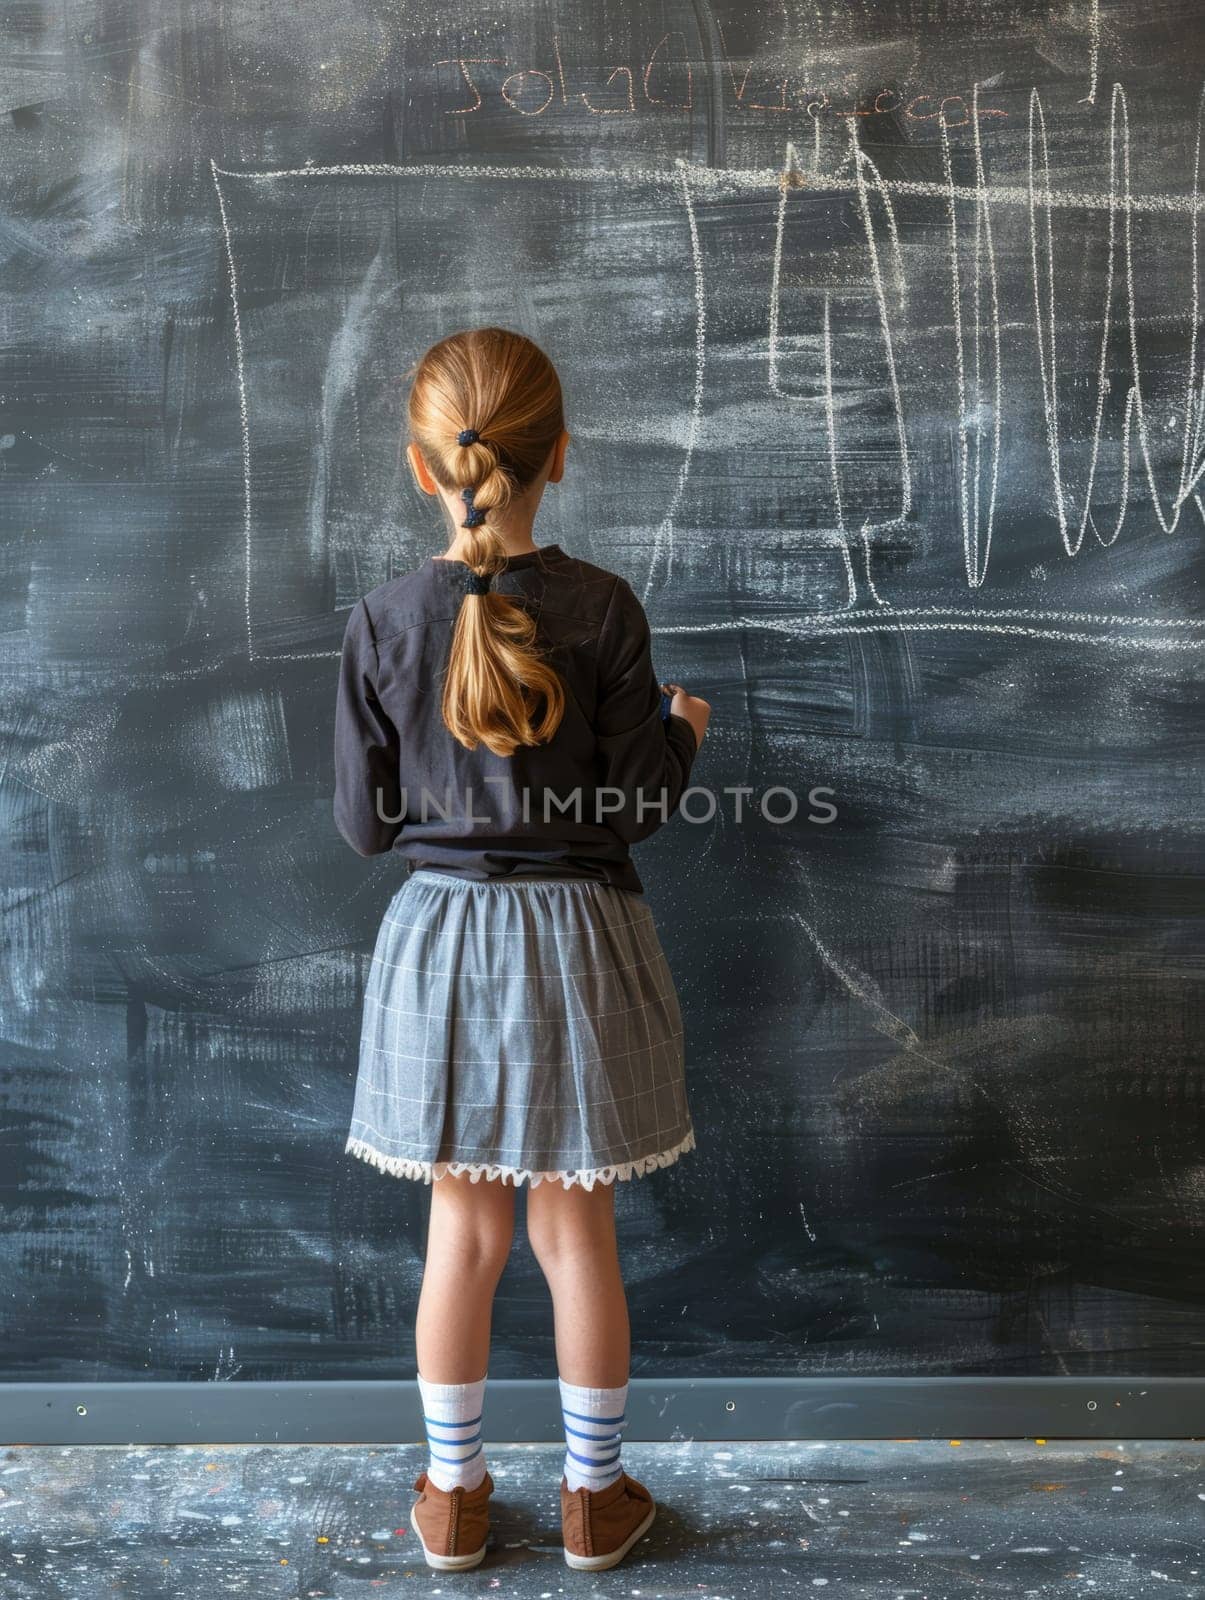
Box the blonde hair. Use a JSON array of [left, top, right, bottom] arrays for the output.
[[407, 327, 567, 758]]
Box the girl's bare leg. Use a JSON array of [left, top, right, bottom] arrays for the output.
[[415, 1173, 517, 1382], [525, 1180, 630, 1387]]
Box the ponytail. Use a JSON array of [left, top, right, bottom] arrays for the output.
[[442, 510, 565, 758], [406, 328, 567, 758]]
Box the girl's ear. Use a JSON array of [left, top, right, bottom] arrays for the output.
[[547, 429, 570, 484], [407, 441, 440, 495]]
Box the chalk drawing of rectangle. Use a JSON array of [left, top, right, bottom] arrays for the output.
[[209, 159, 707, 663]]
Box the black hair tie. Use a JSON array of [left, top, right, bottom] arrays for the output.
[[465, 571, 492, 595], [457, 427, 480, 446], [460, 485, 487, 528]]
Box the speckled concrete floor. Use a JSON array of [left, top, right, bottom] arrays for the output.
[[1, 1439, 1201, 1596]]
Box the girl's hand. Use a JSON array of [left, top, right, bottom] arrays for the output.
[[661, 683, 711, 749]]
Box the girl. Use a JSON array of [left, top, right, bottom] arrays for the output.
[[334, 326, 710, 1573]]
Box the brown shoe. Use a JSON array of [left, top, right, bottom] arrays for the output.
[[409, 1468, 493, 1570], [559, 1470, 657, 1571]]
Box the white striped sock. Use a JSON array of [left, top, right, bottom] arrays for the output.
[[559, 1377, 628, 1493], [417, 1372, 488, 1492]]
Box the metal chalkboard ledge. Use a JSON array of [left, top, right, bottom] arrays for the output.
[[2, 1378, 1201, 1446]]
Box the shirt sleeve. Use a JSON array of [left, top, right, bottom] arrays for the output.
[[333, 598, 404, 857], [594, 576, 700, 844]]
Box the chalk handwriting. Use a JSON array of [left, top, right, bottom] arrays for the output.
[[435, 36, 1006, 126]]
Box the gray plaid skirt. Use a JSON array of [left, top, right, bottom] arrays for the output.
[[344, 870, 696, 1190]]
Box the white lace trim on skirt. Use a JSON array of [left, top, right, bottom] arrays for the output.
[[344, 1126, 696, 1191]]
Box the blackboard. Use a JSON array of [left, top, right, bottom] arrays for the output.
[[3, 3, 1202, 1383]]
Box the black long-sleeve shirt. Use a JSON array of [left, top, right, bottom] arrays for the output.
[[333, 542, 700, 893]]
